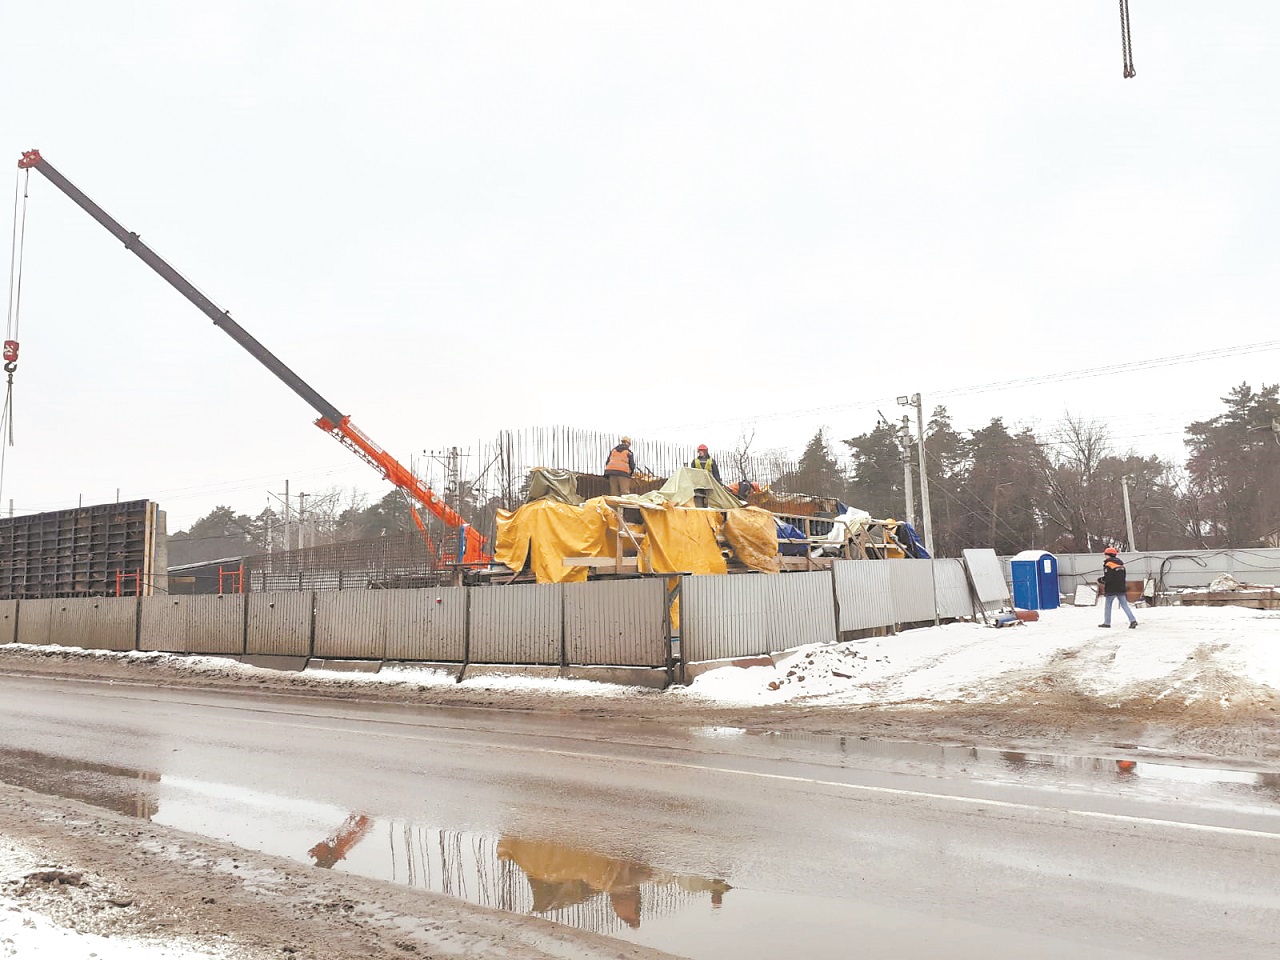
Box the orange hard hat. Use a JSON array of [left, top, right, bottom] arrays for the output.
[[1104, 546, 1119, 555]]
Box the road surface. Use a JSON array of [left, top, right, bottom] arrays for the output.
[[1, 673, 1278, 959]]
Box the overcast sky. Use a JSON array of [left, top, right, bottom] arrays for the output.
[[4, 2, 1278, 530]]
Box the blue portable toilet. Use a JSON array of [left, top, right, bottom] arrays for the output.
[[1010, 550, 1060, 610]]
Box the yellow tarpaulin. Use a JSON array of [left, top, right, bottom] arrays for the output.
[[637, 503, 726, 576], [494, 498, 613, 583], [722, 506, 781, 574]]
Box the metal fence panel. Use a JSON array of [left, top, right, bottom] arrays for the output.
[[888, 561, 937, 624], [933, 560, 974, 619], [0, 600, 15, 643], [247, 592, 313, 657], [384, 588, 466, 661], [564, 578, 667, 667], [15, 598, 54, 646], [832, 562, 894, 632], [963, 549, 1008, 605], [315, 592, 385, 659], [140, 595, 245, 655], [315, 589, 466, 661], [1229, 548, 1280, 585], [682, 572, 836, 662], [48, 598, 136, 651], [1012, 549, 1280, 592], [469, 583, 563, 664]]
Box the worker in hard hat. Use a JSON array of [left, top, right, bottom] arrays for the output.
[[1097, 546, 1137, 628], [689, 444, 721, 482], [604, 436, 636, 496]]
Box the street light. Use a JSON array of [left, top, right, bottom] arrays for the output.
[[897, 393, 934, 555]]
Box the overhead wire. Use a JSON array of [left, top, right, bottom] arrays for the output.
[[657, 337, 1280, 434], [1, 166, 31, 508]]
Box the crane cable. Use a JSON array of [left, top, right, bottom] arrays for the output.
[[1119, 0, 1136, 78], [1, 166, 30, 504]]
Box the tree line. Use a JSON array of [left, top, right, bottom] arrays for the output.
[[777, 382, 1280, 556], [171, 381, 1279, 563]]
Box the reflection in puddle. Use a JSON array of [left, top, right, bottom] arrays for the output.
[[0, 748, 160, 818], [384, 827, 729, 934], [726, 731, 1280, 808], [310, 813, 372, 869], [0, 748, 732, 939]]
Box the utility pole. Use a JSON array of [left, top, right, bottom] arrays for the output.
[[297, 492, 310, 551], [900, 415, 915, 527], [899, 394, 934, 555], [1121, 476, 1136, 552]]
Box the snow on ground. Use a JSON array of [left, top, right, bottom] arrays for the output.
[[11, 605, 1280, 712], [0, 836, 240, 959], [679, 603, 1280, 707]]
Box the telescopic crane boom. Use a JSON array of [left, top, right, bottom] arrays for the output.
[[17, 149, 490, 566]]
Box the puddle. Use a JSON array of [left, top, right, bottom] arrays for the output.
[[692, 728, 1280, 808], [0, 747, 730, 939], [0, 742, 1275, 960]]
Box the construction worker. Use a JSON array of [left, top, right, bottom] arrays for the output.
[[689, 444, 721, 482], [604, 436, 636, 496], [1097, 546, 1138, 628]]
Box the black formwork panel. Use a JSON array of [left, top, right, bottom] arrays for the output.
[[0, 500, 156, 599]]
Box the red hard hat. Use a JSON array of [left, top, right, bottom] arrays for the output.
[[1104, 546, 1119, 555], [697, 444, 708, 452]]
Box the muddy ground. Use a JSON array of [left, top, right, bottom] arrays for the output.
[[2, 643, 1279, 958]]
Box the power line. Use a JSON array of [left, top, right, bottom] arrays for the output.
[[656, 338, 1280, 433]]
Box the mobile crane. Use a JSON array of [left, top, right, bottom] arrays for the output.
[[15, 149, 490, 567]]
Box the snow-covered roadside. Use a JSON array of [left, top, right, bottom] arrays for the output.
[[679, 604, 1280, 708], [0, 835, 243, 960]]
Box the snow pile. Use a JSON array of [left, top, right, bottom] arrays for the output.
[[0, 837, 240, 960], [681, 604, 1280, 708]]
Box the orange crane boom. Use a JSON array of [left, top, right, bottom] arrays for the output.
[[17, 149, 490, 566]]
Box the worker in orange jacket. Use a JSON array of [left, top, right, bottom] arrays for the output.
[[1097, 546, 1138, 628], [604, 436, 635, 496]]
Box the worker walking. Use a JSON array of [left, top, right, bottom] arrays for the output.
[[690, 444, 721, 483], [605, 436, 636, 496], [1097, 546, 1138, 628]]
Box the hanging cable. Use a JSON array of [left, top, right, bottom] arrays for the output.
[[1, 166, 31, 506], [1119, 0, 1136, 78]]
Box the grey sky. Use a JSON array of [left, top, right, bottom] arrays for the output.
[[4, 2, 1277, 529]]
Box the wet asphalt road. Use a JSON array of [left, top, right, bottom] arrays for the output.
[[1, 674, 1279, 959]]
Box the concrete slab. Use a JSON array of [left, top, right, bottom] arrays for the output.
[[462, 664, 561, 680], [564, 666, 669, 689], [236, 655, 308, 672], [305, 659, 382, 674], [681, 655, 773, 682]]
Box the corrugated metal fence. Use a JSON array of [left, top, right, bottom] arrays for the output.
[[1, 556, 1014, 669], [1004, 548, 1280, 592]]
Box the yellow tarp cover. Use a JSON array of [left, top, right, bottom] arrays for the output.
[[495, 497, 738, 583], [494, 498, 613, 583], [722, 506, 781, 574], [637, 503, 726, 576]]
